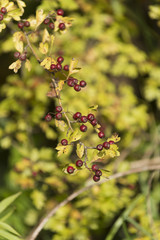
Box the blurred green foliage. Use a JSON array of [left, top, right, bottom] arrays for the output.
[[0, 0, 160, 239]]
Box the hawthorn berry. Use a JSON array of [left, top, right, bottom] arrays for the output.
[[80, 80, 87, 87], [73, 78, 78, 84], [14, 52, 20, 58], [80, 125, 87, 132], [91, 119, 97, 126], [67, 166, 74, 174], [59, 23, 66, 30], [0, 14, 3, 21], [95, 170, 102, 177], [49, 22, 55, 30], [19, 53, 27, 61], [50, 64, 57, 70], [103, 141, 110, 149], [57, 56, 64, 64], [98, 131, 105, 138], [18, 22, 24, 29], [64, 65, 69, 71], [55, 112, 62, 120], [74, 84, 81, 92], [61, 139, 68, 146], [56, 106, 62, 112], [93, 175, 100, 182], [67, 79, 74, 87], [109, 140, 114, 145], [1, 7, 7, 14], [80, 116, 88, 123], [73, 112, 81, 120], [45, 113, 52, 122], [76, 160, 83, 167], [92, 164, 99, 171], [57, 9, 64, 16], [87, 114, 95, 121], [56, 63, 62, 70], [96, 144, 103, 151], [24, 21, 30, 27], [44, 18, 50, 24]]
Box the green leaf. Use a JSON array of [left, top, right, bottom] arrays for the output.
[[0, 229, 22, 240], [56, 145, 72, 156], [89, 105, 98, 111], [69, 129, 82, 143], [69, 58, 81, 75], [0, 192, 21, 215], [55, 119, 67, 131], [0, 222, 20, 237], [76, 143, 84, 158]]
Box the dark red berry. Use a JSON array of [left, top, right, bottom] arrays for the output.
[[76, 160, 83, 167], [1, 7, 7, 14], [14, 52, 20, 58], [109, 140, 114, 145], [50, 64, 57, 70], [56, 106, 62, 112], [67, 166, 74, 174], [80, 116, 88, 123], [44, 18, 50, 24], [45, 114, 52, 122], [91, 119, 97, 126], [18, 22, 24, 29], [96, 144, 103, 151], [49, 22, 55, 30], [103, 141, 110, 149], [32, 171, 37, 177], [57, 9, 64, 16], [64, 65, 69, 71], [73, 78, 78, 84], [87, 114, 95, 121], [74, 84, 81, 92], [19, 53, 26, 61], [98, 132, 105, 138], [59, 23, 66, 30], [56, 63, 62, 71], [0, 14, 3, 21], [80, 125, 87, 132], [80, 80, 87, 87], [95, 170, 102, 177], [73, 112, 81, 120], [55, 112, 62, 120], [24, 21, 30, 27], [61, 139, 68, 146], [92, 164, 99, 172], [57, 56, 64, 64], [93, 175, 100, 182], [67, 79, 74, 87]]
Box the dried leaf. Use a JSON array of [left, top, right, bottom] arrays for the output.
[[9, 60, 21, 73], [56, 80, 65, 92]]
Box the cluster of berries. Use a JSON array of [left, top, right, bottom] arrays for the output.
[[43, 9, 66, 31], [0, 7, 7, 21], [45, 106, 63, 121], [92, 164, 102, 182], [67, 77, 87, 92], [18, 20, 30, 29], [50, 56, 69, 72], [72, 112, 97, 132], [67, 159, 83, 174], [96, 140, 114, 151], [14, 51, 27, 61]]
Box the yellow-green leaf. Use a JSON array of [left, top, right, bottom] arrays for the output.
[[56, 145, 71, 156], [42, 29, 50, 43], [56, 80, 65, 92], [55, 119, 67, 131], [25, 59, 31, 71], [40, 57, 52, 69], [0, 23, 6, 33], [35, 9, 46, 30], [76, 143, 84, 158], [16, 0, 26, 13], [9, 60, 21, 73], [39, 42, 48, 54], [69, 128, 82, 143], [69, 58, 81, 75], [31, 190, 46, 210], [107, 133, 120, 143]]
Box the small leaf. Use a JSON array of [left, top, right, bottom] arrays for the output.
[[56, 145, 71, 156], [42, 29, 50, 43], [25, 59, 31, 71], [16, 0, 26, 13], [0, 192, 21, 214], [0, 23, 6, 33], [13, 32, 25, 53], [36, 9, 46, 30], [55, 119, 67, 131], [56, 80, 65, 92], [40, 57, 52, 69], [69, 58, 81, 75], [0, 222, 20, 236], [0, 229, 21, 240], [39, 42, 48, 54], [107, 133, 120, 143], [69, 128, 82, 143], [9, 60, 21, 73], [76, 143, 84, 158]]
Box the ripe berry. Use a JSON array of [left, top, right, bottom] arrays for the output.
[[67, 79, 74, 87], [80, 125, 87, 132], [73, 78, 78, 84], [74, 84, 81, 92], [67, 166, 74, 174], [57, 56, 64, 64], [80, 116, 88, 123], [98, 131, 105, 138], [56, 63, 62, 70], [109, 140, 114, 145], [64, 65, 69, 71], [14, 52, 20, 58], [0, 14, 3, 21], [56, 106, 62, 112], [55, 112, 62, 120], [57, 9, 64, 16], [24, 21, 30, 27], [92, 164, 99, 171], [93, 175, 100, 182], [45, 114, 52, 122], [96, 144, 103, 151], [49, 22, 55, 29], [76, 160, 83, 167], [50, 64, 57, 70], [73, 112, 81, 120], [87, 114, 95, 121], [1, 7, 7, 14], [61, 139, 68, 146], [80, 80, 87, 87], [44, 18, 50, 24], [59, 23, 66, 30], [18, 22, 24, 29], [103, 141, 110, 149], [91, 119, 97, 126], [19, 53, 27, 61], [95, 170, 102, 177]]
